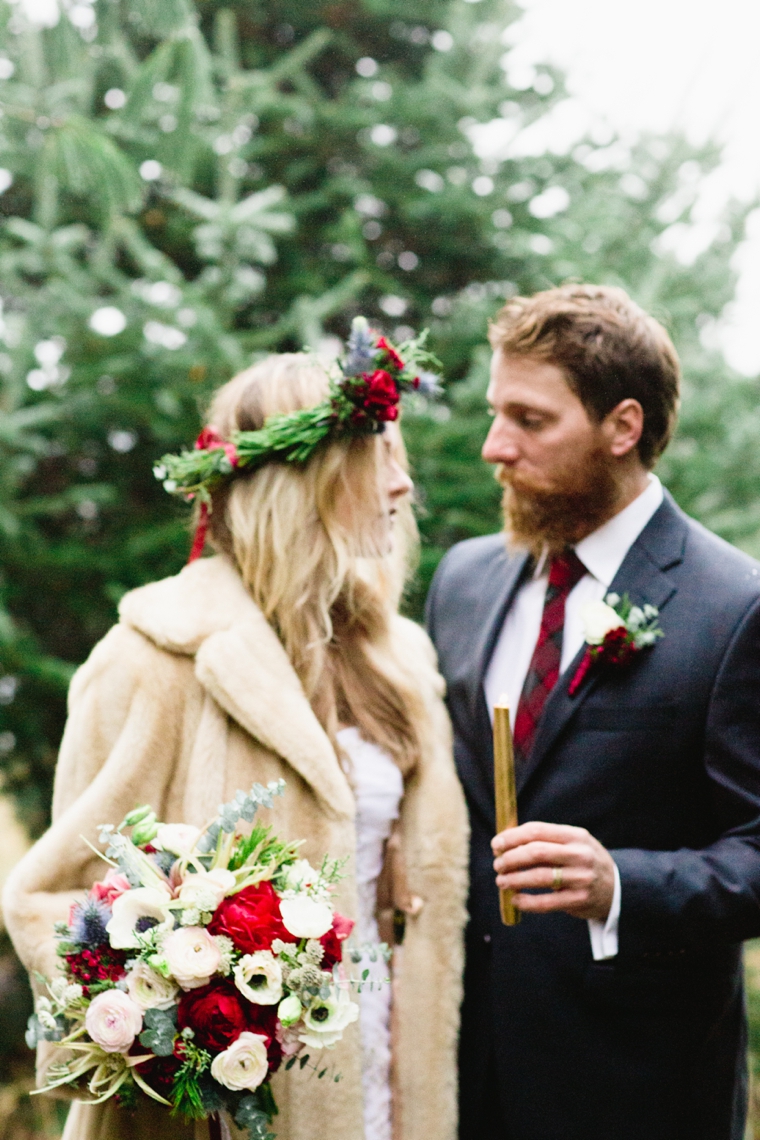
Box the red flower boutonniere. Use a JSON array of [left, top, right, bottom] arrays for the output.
[[568, 592, 664, 696]]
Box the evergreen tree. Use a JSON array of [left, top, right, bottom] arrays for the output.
[[0, 0, 755, 835]]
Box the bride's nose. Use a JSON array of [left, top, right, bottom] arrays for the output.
[[387, 458, 413, 503]]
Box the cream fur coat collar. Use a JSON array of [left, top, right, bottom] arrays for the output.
[[3, 556, 469, 1140]]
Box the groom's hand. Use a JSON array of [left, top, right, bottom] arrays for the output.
[[492, 821, 615, 921]]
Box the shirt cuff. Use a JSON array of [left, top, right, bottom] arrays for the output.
[[587, 861, 621, 961]]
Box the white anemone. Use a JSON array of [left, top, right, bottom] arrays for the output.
[[298, 985, 359, 1049], [106, 886, 173, 949], [233, 951, 283, 1005]]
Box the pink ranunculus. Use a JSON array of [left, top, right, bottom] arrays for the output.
[[320, 913, 355, 970], [90, 870, 131, 908], [85, 989, 143, 1053]]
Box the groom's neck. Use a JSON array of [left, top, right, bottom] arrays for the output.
[[585, 457, 651, 535]]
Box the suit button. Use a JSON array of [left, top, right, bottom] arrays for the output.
[[483, 933, 491, 943]]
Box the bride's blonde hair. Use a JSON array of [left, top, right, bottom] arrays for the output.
[[204, 353, 423, 775]]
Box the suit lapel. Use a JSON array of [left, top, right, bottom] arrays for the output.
[[516, 492, 688, 795]]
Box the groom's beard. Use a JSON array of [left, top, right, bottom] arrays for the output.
[[497, 449, 621, 558]]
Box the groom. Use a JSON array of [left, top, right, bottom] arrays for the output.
[[426, 284, 760, 1140]]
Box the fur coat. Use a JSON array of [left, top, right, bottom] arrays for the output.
[[3, 555, 469, 1140]]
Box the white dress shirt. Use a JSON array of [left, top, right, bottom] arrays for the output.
[[484, 474, 664, 959]]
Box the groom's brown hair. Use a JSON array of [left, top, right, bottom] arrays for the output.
[[488, 283, 681, 468]]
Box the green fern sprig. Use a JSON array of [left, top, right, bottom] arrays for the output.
[[171, 1042, 212, 1120]]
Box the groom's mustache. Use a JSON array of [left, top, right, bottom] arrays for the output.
[[496, 453, 620, 556]]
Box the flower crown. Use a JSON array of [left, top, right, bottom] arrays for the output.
[[153, 317, 443, 560]]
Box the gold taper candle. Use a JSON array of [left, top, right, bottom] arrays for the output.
[[493, 695, 520, 925]]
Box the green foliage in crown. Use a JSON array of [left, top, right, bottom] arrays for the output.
[[154, 319, 442, 503]]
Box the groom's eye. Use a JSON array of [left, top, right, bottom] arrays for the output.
[[518, 412, 544, 430]]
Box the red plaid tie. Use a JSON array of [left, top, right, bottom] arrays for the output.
[[512, 550, 587, 765]]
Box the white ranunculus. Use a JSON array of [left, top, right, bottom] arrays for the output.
[[178, 868, 236, 914], [163, 926, 222, 990], [580, 600, 626, 646], [298, 986, 359, 1050], [233, 951, 283, 1005], [126, 960, 179, 1011], [106, 886, 173, 950], [154, 823, 201, 856], [277, 994, 302, 1027], [210, 1032, 269, 1091], [282, 859, 319, 893], [85, 989, 143, 1054], [279, 896, 333, 940]]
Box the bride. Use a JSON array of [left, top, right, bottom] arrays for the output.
[[4, 338, 468, 1140]]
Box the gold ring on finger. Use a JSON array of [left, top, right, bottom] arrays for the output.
[[551, 866, 563, 892]]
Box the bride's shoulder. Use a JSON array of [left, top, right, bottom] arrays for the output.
[[118, 554, 252, 655], [390, 615, 444, 692], [390, 613, 433, 656], [68, 555, 250, 706]]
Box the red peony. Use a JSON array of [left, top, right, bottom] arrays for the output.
[[178, 979, 279, 1054], [135, 1052, 181, 1096], [360, 370, 399, 422], [320, 913, 355, 971], [207, 880, 294, 954]]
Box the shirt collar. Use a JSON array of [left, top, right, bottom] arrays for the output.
[[574, 473, 664, 588]]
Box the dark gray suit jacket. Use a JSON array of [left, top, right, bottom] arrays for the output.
[[426, 491, 760, 1140]]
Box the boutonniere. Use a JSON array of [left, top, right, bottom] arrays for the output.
[[568, 592, 664, 696]]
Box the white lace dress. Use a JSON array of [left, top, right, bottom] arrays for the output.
[[337, 727, 404, 1140]]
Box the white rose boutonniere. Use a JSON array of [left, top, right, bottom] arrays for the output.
[[569, 592, 664, 696], [581, 600, 626, 645]]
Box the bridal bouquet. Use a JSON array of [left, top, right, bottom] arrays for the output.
[[26, 781, 358, 1139]]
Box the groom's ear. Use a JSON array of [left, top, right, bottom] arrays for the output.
[[601, 398, 644, 460]]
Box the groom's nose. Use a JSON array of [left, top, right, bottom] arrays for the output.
[[482, 415, 520, 466]]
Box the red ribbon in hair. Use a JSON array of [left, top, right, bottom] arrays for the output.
[[187, 427, 239, 563], [188, 500, 209, 563]]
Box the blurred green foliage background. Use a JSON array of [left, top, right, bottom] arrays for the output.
[[0, 0, 760, 1133]]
